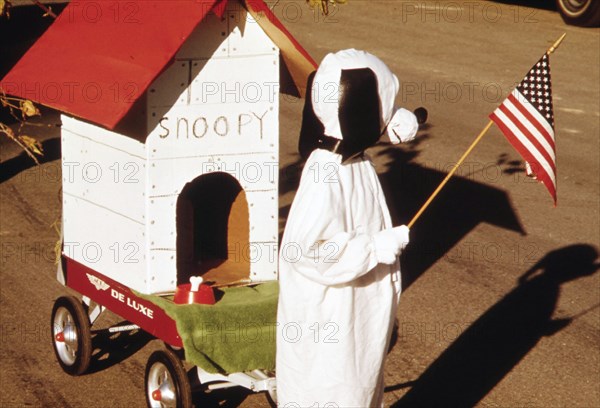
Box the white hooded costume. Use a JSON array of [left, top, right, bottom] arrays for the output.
[[276, 49, 419, 407]]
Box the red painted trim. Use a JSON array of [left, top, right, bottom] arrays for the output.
[[1, 0, 315, 129], [64, 256, 183, 347], [245, 0, 317, 69]]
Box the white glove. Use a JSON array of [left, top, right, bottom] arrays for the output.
[[372, 225, 410, 265], [387, 108, 418, 144]]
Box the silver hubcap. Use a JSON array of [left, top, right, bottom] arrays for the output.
[[147, 362, 177, 408], [53, 306, 78, 366]]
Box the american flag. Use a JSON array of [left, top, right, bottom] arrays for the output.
[[490, 53, 557, 205]]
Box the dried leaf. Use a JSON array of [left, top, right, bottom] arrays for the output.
[[0, 124, 40, 164], [51, 218, 62, 265], [20, 100, 40, 117], [1, 91, 11, 108], [0, 122, 15, 139], [306, 0, 345, 16], [19, 135, 44, 156]]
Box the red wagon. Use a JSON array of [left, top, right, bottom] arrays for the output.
[[1, 1, 316, 406]]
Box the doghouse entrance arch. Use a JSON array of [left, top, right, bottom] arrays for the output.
[[176, 172, 249, 286]]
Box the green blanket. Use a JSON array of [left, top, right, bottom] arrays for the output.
[[139, 281, 278, 374]]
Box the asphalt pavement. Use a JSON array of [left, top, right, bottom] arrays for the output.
[[1, 1, 599, 407]]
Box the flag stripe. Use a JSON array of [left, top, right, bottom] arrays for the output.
[[499, 102, 555, 170], [505, 95, 555, 161], [491, 109, 556, 185], [490, 112, 556, 201], [509, 91, 555, 148]]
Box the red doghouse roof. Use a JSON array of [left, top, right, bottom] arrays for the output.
[[1, 0, 316, 130]]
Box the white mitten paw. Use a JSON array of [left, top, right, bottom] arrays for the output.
[[393, 225, 410, 251], [372, 225, 410, 265], [376, 249, 398, 265], [387, 108, 419, 144]]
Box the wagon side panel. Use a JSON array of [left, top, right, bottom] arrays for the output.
[[61, 116, 148, 293]]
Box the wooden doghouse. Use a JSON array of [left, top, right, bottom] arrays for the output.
[[2, 0, 315, 295]]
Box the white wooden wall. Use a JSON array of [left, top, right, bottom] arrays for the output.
[[61, 115, 147, 292], [145, 1, 280, 294], [61, 1, 280, 295]]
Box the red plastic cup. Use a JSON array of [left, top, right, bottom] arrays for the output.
[[173, 283, 216, 305]]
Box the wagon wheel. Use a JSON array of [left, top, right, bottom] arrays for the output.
[[50, 296, 93, 376], [163, 341, 185, 360], [145, 349, 193, 408]]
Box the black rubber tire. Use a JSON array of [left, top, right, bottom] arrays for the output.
[[50, 296, 92, 376], [145, 349, 193, 408], [557, 0, 600, 26], [164, 341, 186, 360]]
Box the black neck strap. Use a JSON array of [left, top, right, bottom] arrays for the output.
[[316, 135, 343, 154]]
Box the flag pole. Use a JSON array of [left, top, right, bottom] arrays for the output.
[[407, 120, 493, 228], [407, 33, 566, 229], [547, 33, 566, 55]]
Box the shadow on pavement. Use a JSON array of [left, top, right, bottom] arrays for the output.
[[493, 0, 555, 11], [192, 388, 256, 408], [376, 138, 525, 290], [87, 326, 153, 375], [1, 5, 65, 179], [391, 244, 599, 408], [277, 125, 526, 291], [0, 4, 68, 80], [0, 136, 61, 183]]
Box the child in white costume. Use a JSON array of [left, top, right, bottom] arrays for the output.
[[276, 49, 420, 407]]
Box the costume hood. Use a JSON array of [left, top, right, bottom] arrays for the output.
[[299, 49, 418, 161]]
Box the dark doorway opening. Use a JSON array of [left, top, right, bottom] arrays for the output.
[[176, 172, 249, 286]]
